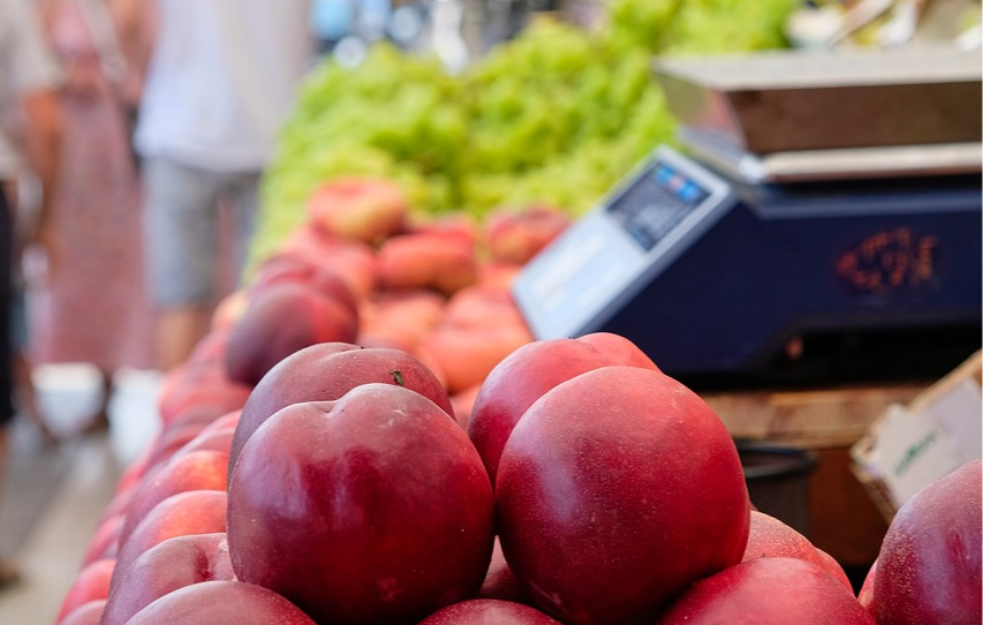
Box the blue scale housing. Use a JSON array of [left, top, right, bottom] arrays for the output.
[[513, 147, 982, 387]]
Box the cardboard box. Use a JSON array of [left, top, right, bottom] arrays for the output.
[[851, 351, 982, 522]]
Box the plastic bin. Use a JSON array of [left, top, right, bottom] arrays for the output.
[[736, 440, 818, 538]]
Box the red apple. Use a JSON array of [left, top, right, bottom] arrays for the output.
[[171, 427, 235, 460], [123, 580, 317, 625], [486, 205, 570, 265], [478, 538, 527, 604], [143, 422, 212, 472], [307, 177, 408, 245], [407, 212, 477, 247], [156, 362, 252, 427], [279, 226, 378, 301], [228, 342, 453, 476], [250, 252, 358, 315], [114, 452, 151, 503], [101, 533, 234, 625], [227, 384, 494, 625], [477, 262, 522, 291], [224, 282, 359, 386], [357, 289, 446, 354], [419, 599, 563, 624], [377, 232, 479, 296], [111, 490, 228, 593], [198, 409, 241, 433], [868, 459, 982, 625], [468, 333, 659, 485], [141, 410, 239, 473], [103, 486, 138, 524], [742, 510, 852, 590], [81, 514, 124, 567], [133, 424, 235, 493], [165, 402, 243, 432], [119, 451, 228, 546], [210, 290, 249, 332], [184, 328, 234, 367], [858, 560, 876, 609], [654, 558, 875, 625], [57, 599, 106, 625], [450, 383, 482, 430], [496, 366, 749, 625], [56, 558, 115, 623], [441, 286, 526, 330], [418, 322, 533, 395]]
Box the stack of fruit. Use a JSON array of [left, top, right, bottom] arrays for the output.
[[54, 183, 981, 625], [250, 0, 801, 268]]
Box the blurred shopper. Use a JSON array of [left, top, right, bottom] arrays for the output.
[[8, 177, 57, 445], [120, 0, 316, 371], [28, 0, 154, 433], [0, 0, 64, 587]]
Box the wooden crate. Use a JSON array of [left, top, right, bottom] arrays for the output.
[[704, 383, 927, 449]]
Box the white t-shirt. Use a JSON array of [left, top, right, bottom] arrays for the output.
[[135, 0, 316, 172], [0, 0, 64, 180]]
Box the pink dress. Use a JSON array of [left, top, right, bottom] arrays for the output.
[[28, 0, 153, 373]]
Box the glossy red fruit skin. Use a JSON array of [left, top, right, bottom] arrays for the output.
[[118, 450, 228, 546], [870, 459, 982, 625], [251, 253, 358, 315], [101, 533, 234, 625], [57, 599, 106, 625], [742, 510, 852, 590], [227, 342, 454, 478], [468, 333, 659, 486], [123, 580, 318, 625], [56, 558, 115, 624], [225, 282, 359, 387], [478, 537, 528, 604], [418, 599, 564, 624], [80, 514, 124, 567], [654, 558, 876, 625], [858, 560, 877, 609], [111, 490, 228, 593], [227, 384, 494, 625], [495, 366, 750, 625]]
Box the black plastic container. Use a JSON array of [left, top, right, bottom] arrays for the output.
[[736, 440, 818, 538]]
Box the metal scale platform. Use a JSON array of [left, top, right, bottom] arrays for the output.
[[512, 46, 982, 389]]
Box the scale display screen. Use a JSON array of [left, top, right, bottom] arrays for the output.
[[605, 163, 711, 251], [513, 147, 732, 341]]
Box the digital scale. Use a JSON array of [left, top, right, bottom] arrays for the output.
[[513, 46, 982, 389]]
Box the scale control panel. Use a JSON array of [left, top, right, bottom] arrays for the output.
[[513, 146, 734, 340]]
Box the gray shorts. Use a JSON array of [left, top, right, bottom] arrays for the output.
[[144, 157, 261, 307]]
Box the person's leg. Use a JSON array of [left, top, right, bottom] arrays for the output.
[[9, 243, 55, 443], [11, 352, 57, 444], [0, 185, 21, 587], [143, 158, 222, 371], [0, 428, 18, 588], [81, 367, 113, 435]]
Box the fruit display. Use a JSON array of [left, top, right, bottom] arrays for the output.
[[249, 0, 800, 268], [48, 0, 980, 616], [52, 179, 981, 625]]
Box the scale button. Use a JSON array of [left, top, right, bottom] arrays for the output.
[[678, 182, 701, 203]]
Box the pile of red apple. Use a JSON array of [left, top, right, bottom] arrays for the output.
[[54, 180, 981, 625]]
